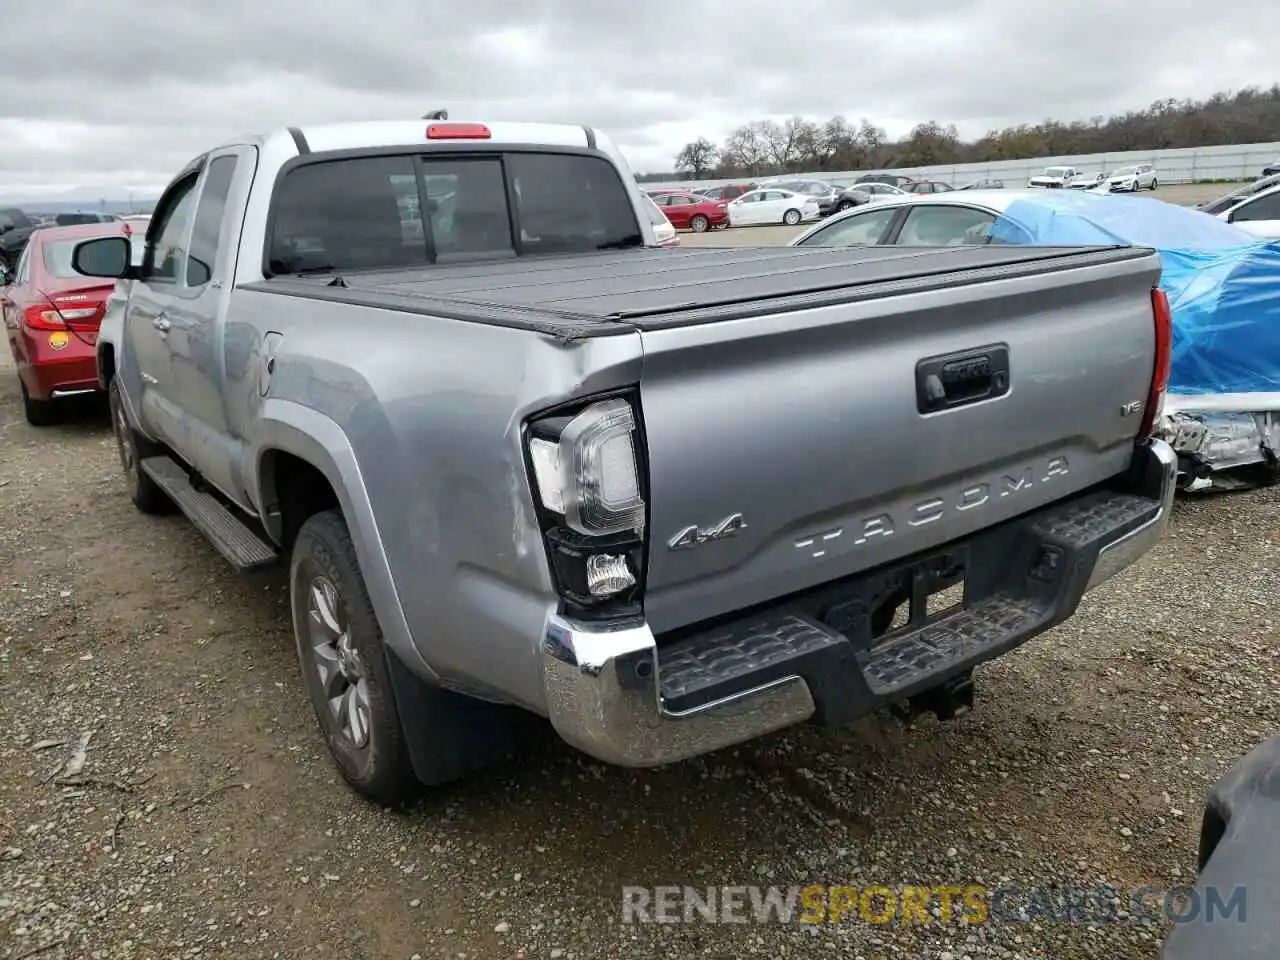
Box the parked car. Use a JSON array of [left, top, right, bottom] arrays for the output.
[[726, 187, 821, 226], [641, 193, 679, 246], [0, 206, 39, 278], [647, 189, 728, 232], [902, 180, 955, 195], [1262, 158, 1280, 177], [1195, 173, 1280, 215], [957, 178, 1005, 190], [68, 119, 1175, 806], [694, 183, 756, 202], [758, 178, 842, 216], [854, 172, 916, 188], [1027, 165, 1084, 189], [1100, 163, 1158, 191], [831, 182, 907, 212], [1069, 172, 1107, 190], [55, 211, 121, 225], [1210, 182, 1280, 239], [2, 222, 144, 425]]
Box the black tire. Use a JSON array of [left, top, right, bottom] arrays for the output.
[[291, 508, 419, 807], [109, 377, 172, 514], [783, 208, 801, 226], [689, 214, 709, 233], [20, 379, 59, 427], [837, 200, 855, 212], [1150, 178, 1158, 191]]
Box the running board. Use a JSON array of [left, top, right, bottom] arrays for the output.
[[141, 456, 279, 571]]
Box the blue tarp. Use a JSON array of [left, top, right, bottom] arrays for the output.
[[988, 190, 1280, 397]]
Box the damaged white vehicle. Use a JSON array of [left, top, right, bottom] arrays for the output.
[[981, 190, 1280, 492], [1027, 165, 1084, 189]]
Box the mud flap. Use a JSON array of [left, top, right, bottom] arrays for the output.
[[384, 648, 532, 786]]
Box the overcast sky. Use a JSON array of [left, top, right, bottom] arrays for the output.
[[2, 0, 1273, 202]]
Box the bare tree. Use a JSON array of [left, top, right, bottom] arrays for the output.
[[674, 137, 718, 178]]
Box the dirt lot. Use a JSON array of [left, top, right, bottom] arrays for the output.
[[682, 181, 1231, 247], [3, 235, 1279, 958]]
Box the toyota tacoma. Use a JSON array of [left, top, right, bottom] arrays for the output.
[[70, 118, 1178, 804]]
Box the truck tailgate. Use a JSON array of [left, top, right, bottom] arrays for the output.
[[637, 248, 1163, 634]]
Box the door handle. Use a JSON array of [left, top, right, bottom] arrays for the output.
[[153, 314, 171, 333]]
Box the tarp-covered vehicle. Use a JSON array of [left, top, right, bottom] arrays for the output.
[[989, 191, 1280, 490]]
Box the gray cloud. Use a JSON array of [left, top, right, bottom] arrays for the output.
[[0, 0, 1271, 201]]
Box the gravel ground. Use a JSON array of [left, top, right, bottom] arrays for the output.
[[2, 266, 1278, 958], [681, 181, 1232, 247]]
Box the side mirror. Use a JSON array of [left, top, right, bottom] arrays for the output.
[[72, 236, 134, 279]]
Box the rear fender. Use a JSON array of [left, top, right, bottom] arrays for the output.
[[250, 398, 440, 685]]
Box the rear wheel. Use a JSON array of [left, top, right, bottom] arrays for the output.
[[20, 379, 59, 427], [689, 214, 709, 233], [783, 208, 801, 226], [109, 377, 172, 514], [291, 509, 420, 807], [837, 200, 855, 212], [1150, 178, 1158, 191]]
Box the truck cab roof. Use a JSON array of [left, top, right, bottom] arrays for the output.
[[211, 120, 607, 163]]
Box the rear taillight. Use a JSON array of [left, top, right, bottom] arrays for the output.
[[524, 393, 648, 618], [1139, 287, 1174, 441], [24, 303, 102, 330]]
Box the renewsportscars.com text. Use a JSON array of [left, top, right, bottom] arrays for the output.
[[621, 884, 1246, 926]]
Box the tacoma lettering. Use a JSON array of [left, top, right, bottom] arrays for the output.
[[839, 457, 1072, 545]]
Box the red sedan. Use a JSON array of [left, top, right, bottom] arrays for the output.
[[647, 190, 730, 232], [3, 222, 141, 425]]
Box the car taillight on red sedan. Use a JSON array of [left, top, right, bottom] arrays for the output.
[[24, 302, 103, 330]]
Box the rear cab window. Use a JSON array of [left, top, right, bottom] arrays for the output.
[[266, 150, 643, 276]]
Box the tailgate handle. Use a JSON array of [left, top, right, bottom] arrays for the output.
[[916, 344, 1010, 414]]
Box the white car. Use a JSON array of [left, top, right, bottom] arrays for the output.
[[1069, 172, 1106, 190], [1102, 163, 1158, 192], [1212, 182, 1280, 240], [727, 188, 821, 227], [1027, 165, 1083, 189], [641, 193, 679, 247]]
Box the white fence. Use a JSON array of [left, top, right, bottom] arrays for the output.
[[644, 141, 1280, 192]]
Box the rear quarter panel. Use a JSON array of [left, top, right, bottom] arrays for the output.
[[227, 289, 645, 711]]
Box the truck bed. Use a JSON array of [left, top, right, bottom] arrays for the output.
[[242, 244, 1152, 336]]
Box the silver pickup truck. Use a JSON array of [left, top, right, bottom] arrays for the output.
[[70, 119, 1178, 805]]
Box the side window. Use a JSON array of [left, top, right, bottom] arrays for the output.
[[799, 207, 898, 247], [895, 206, 997, 246], [1232, 193, 1280, 222], [670, 196, 694, 206], [146, 174, 200, 283], [15, 244, 31, 284], [185, 155, 238, 288]]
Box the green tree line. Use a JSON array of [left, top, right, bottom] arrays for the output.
[[645, 85, 1280, 182]]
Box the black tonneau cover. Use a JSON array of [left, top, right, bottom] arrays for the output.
[[242, 244, 1154, 338]]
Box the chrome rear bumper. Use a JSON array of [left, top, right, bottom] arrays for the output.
[[541, 438, 1177, 768]]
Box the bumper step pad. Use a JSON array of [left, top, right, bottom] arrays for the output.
[[655, 487, 1164, 717]]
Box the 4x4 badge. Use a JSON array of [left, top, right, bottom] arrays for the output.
[[668, 513, 748, 550]]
